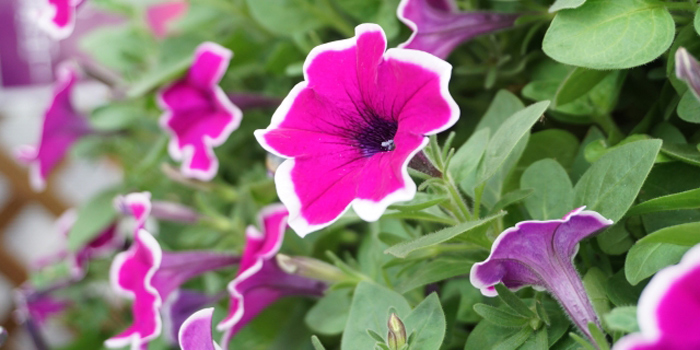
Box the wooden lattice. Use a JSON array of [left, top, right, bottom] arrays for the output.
[[0, 149, 68, 349]]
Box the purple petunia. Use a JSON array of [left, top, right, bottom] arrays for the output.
[[16, 63, 93, 191], [255, 23, 459, 236], [163, 290, 225, 346], [37, 0, 85, 39], [106, 193, 239, 350], [676, 47, 700, 101], [179, 308, 221, 350], [613, 245, 700, 350], [217, 204, 326, 349], [470, 207, 613, 340], [158, 42, 243, 181], [397, 0, 519, 59]]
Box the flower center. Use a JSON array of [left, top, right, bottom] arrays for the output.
[[354, 115, 398, 157]]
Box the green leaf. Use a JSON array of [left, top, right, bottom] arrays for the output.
[[695, 8, 700, 36], [341, 282, 411, 350], [67, 188, 120, 252], [549, 0, 587, 12], [596, 223, 634, 255], [384, 213, 505, 258], [569, 333, 597, 350], [477, 101, 551, 184], [625, 243, 690, 285], [127, 55, 191, 98], [677, 91, 700, 123], [305, 290, 351, 335], [571, 127, 606, 182], [403, 294, 446, 350], [90, 102, 143, 131], [582, 268, 611, 327], [627, 188, 700, 216], [521, 159, 574, 220], [660, 143, 700, 167], [311, 336, 328, 350], [388, 193, 447, 212], [476, 90, 526, 133], [636, 222, 700, 246], [449, 128, 490, 183], [588, 323, 610, 350], [396, 258, 473, 293], [542, 0, 675, 69], [574, 139, 662, 222], [494, 284, 537, 319], [245, 0, 325, 36], [519, 129, 581, 169], [605, 270, 645, 306], [494, 327, 534, 350], [555, 68, 610, 107], [489, 189, 534, 215], [604, 307, 639, 333], [473, 304, 530, 328]]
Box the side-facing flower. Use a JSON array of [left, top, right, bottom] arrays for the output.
[[16, 62, 93, 191], [397, 0, 520, 59], [613, 245, 700, 350], [255, 24, 459, 236], [179, 308, 221, 350], [106, 193, 239, 349], [146, 0, 188, 38], [13, 286, 71, 326], [159, 42, 243, 181], [675, 47, 700, 101], [470, 207, 613, 341], [217, 204, 327, 349], [163, 290, 226, 345], [37, 0, 85, 39]]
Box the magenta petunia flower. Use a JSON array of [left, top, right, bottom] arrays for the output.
[[470, 207, 613, 341], [675, 47, 700, 101], [115, 194, 201, 224], [216, 204, 327, 349], [397, 0, 520, 59], [255, 24, 459, 236], [13, 287, 71, 326], [163, 290, 225, 345], [106, 193, 239, 349], [179, 308, 221, 350], [158, 42, 243, 181], [613, 245, 700, 350], [60, 209, 122, 278], [37, 0, 85, 39], [15, 62, 93, 191]]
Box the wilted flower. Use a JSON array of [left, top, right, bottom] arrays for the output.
[[158, 42, 243, 181], [217, 204, 327, 349], [255, 23, 459, 236], [470, 207, 613, 340], [15, 63, 93, 191], [397, 0, 519, 59], [613, 245, 700, 350]]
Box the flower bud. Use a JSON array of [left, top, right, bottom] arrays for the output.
[[387, 313, 407, 350]]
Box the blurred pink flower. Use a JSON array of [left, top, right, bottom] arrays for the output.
[[146, 0, 188, 38], [37, 0, 85, 39]]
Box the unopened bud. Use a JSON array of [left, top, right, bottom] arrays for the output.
[[387, 313, 407, 350], [276, 254, 346, 283]]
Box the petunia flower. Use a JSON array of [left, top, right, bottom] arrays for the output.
[[163, 290, 226, 345], [217, 204, 327, 349], [115, 193, 201, 224], [179, 308, 221, 350], [146, 0, 188, 38], [37, 0, 85, 39], [397, 0, 520, 59], [470, 207, 613, 341], [106, 193, 239, 349], [13, 286, 71, 326], [15, 62, 93, 191], [254, 23, 459, 236], [158, 42, 243, 181], [613, 245, 700, 350], [675, 47, 700, 101]]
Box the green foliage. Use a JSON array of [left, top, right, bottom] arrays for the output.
[[543, 0, 675, 69], [521, 159, 574, 220], [67, 188, 121, 252]]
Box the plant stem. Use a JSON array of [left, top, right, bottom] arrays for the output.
[[445, 175, 472, 222], [473, 183, 485, 219], [591, 114, 624, 145]]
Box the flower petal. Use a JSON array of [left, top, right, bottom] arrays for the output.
[[163, 290, 224, 345], [178, 308, 221, 350], [675, 47, 700, 101], [37, 0, 84, 39]]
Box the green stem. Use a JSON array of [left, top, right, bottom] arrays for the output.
[[591, 113, 624, 145], [473, 183, 485, 219], [445, 176, 472, 222], [309, 0, 354, 37]]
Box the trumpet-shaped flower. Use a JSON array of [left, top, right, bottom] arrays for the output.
[[217, 205, 327, 349], [159, 42, 243, 181], [163, 290, 225, 345], [179, 308, 221, 350], [613, 245, 700, 350], [676, 47, 700, 101], [106, 193, 239, 349], [16, 63, 92, 191], [37, 0, 85, 39], [470, 207, 613, 340], [255, 24, 459, 236], [397, 0, 520, 59]]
